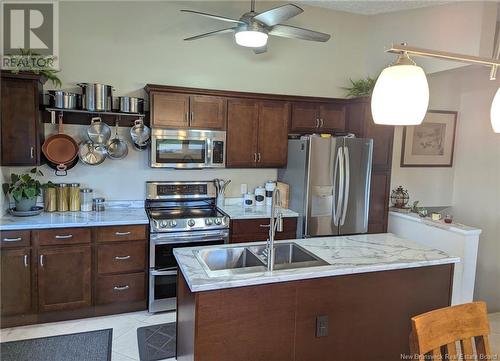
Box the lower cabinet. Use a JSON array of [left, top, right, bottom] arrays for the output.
[[0, 225, 148, 328], [1, 248, 32, 316], [229, 217, 298, 243], [37, 245, 92, 312]]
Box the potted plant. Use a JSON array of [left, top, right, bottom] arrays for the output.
[[342, 77, 377, 98], [2, 168, 45, 211]]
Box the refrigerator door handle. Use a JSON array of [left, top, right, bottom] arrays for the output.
[[340, 146, 350, 226], [333, 147, 344, 226]]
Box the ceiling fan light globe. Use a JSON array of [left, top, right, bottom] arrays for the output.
[[371, 64, 429, 126], [234, 30, 268, 48], [490, 87, 500, 133]]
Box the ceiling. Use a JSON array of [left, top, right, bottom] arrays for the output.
[[296, 1, 451, 15]]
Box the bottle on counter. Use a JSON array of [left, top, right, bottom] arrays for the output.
[[80, 188, 93, 212], [243, 193, 255, 207], [44, 186, 57, 212], [56, 183, 69, 212], [68, 183, 81, 211], [93, 197, 105, 212]]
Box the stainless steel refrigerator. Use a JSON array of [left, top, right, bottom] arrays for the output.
[[278, 135, 373, 238]]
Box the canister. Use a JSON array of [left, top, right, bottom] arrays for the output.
[[243, 193, 255, 207], [265, 181, 276, 206], [44, 187, 57, 212], [254, 187, 266, 207], [80, 188, 93, 212], [68, 183, 81, 211], [93, 197, 105, 212], [56, 183, 69, 212]]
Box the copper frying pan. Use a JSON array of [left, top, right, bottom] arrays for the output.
[[42, 113, 79, 173]]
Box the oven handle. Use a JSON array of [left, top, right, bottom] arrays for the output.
[[150, 230, 229, 245], [151, 269, 177, 276]]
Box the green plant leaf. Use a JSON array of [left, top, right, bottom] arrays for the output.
[[11, 174, 19, 184], [2, 183, 10, 195], [12, 189, 22, 202], [24, 188, 36, 199]]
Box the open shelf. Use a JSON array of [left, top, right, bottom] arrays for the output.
[[42, 107, 150, 127]]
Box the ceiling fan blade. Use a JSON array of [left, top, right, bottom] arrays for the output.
[[253, 4, 303, 27], [269, 24, 330, 42], [180, 9, 245, 25], [184, 27, 236, 41], [253, 44, 268, 54]]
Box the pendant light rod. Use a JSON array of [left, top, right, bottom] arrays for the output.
[[386, 43, 500, 69]]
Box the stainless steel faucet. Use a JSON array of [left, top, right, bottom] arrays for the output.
[[266, 188, 283, 271]]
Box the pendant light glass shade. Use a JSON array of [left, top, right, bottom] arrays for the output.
[[490, 87, 500, 133], [235, 30, 268, 48], [371, 55, 429, 126]]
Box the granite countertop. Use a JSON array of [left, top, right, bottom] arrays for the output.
[[389, 211, 482, 236], [219, 203, 299, 219], [174, 233, 460, 292], [0, 202, 148, 230]]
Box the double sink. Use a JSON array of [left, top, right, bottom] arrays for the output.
[[195, 242, 328, 277]]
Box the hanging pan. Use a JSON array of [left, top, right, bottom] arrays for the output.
[[42, 113, 79, 175]]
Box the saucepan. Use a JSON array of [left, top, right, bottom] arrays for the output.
[[87, 117, 111, 144], [117, 96, 144, 114], [47, 90, 81, 109], [107, 121, 128, 160], [130, 119, 150, 149]]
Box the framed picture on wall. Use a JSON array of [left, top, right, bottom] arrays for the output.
[[401, 110, 458, 167]]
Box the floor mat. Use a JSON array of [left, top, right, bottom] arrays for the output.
[[137, 322, 176, 361], [0, 328, 112, 361]]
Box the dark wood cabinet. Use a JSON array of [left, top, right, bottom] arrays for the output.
[[37, 245, 92, 312], [229, 217, 297, 244], [346, 97, 394, 233], [290, 102, 345, 133], [226, 99, 289, 168], [1, 248, 32, 316], [1, 71, 44, 166], [149, 91, 226, 130]]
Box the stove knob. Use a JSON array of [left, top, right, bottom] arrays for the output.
[[168, 220, 177, 228], [159, 220, 167, 228], [214, 218, 222, 225], [205, 218, 213, 226], [187, 219, 196, 227]]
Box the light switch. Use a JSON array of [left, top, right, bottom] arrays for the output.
[[316, 315, 328, 337]]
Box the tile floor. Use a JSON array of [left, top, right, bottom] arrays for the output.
[[0, 311, 176, 361], [1, 311, 499, 360]]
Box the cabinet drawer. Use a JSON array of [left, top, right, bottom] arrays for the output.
[[0, 230, 30, 248], [97, 242, 146, 274], [36, 228, 91, 246], [95, 225, 147, 243], [231, 218, 297, 235], [95, 273, 146, 305]]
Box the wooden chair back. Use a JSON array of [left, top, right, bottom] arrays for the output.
[[410, 302, 492, 360]]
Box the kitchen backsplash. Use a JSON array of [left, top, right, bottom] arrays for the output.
[[0, 124, 277, 202]]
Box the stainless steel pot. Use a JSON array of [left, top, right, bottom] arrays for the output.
[[107, 122, 128, 160], [130, 119, 150, 145], [47, 90, 81, 109], [78, 83, 113, 111], [118, 96, 144, 114], [79, 141, 107, 165]]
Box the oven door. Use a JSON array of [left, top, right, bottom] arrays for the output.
[[148, 229, 228, 312]]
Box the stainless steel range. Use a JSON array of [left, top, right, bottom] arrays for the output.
[[146, 181, 229, 313]]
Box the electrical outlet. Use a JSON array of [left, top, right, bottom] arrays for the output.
[[316, 315, 328, 337]]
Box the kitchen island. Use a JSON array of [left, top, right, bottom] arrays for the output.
[[174, 233, 459, 361]]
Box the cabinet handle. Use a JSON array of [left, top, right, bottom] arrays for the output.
[[24, 254, 29, 268], [315, 118, 320, 128], [253, 153, 257, 162], [320, 118, 324, 128], [259, 224, 270, 228], [190, 112, 194, 122], [114, 255, 131, 260], [2, 237, 22, 242], [257, 153, 261, 162], [114, 231, 131, 236], [39, 254, 44, 267], [113, 285, 130, 291], [30, 147, 35, 159], [185, 112, 189, 122], [55, 234, 73, 239]]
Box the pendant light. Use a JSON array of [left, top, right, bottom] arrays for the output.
[[371, 52, 429, 125], [490, 87, 500, 133]]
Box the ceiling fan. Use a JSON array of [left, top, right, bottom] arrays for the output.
[[180, 0, 331, 54]]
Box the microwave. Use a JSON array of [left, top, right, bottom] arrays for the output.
[[150, 129, 226, 168]]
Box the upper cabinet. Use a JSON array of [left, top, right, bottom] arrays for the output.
[[290, 102, 345, 133], [1, 71, 44, 166], [227, 99, 289, 168], [149, 91, 226, 130]]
